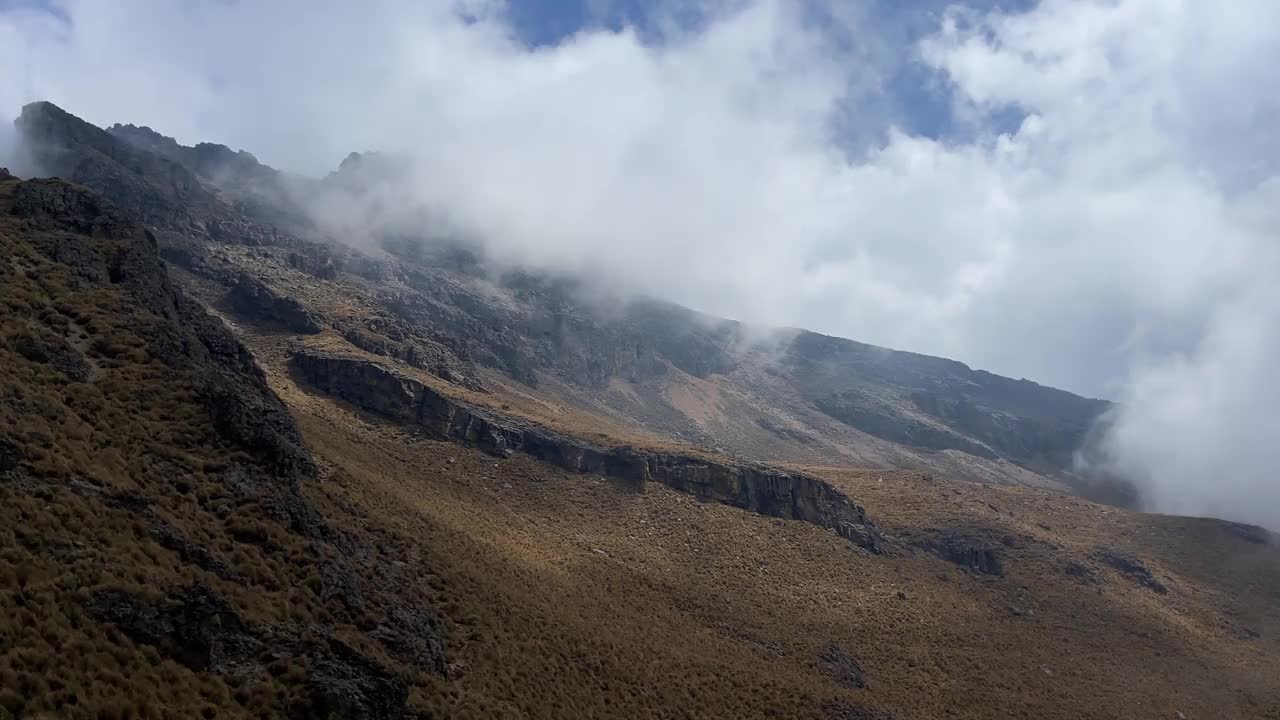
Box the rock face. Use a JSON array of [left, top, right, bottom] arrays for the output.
[[17, 101, 1118, 493], [9, 176, 315, 480], [340, 325, 484, 392], [87, 584, 261, 673], [88, 584, 413, 719], [291, 350, 884, 552], [819, 642, 868, 689], [784, 331, 1110, 475], [108, 123, 278, 188], [916, 530, 1006, 576], [1095, 547, 1168, 593], [16, 101, 221, 227], [229, 272, 323, 334]]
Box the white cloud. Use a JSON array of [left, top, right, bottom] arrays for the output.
[[3, 0, 1280, 526]]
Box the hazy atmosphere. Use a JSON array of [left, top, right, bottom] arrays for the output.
[[4, 0, 1279, 528]]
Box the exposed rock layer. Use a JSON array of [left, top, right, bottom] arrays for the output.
[[291, 349, 883, 552]]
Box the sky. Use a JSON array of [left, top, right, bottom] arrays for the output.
[[2, 0, 1280, 528]]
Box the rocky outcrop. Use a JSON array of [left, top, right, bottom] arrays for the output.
[[915, 530, 1006, 576], [16, 101, 220, 227], [1095, 547, 1168, 593], [10, 177, 316, 480], [11, 331, 92, 382], [341, 325, 484, 392], [819, 642, 867, 689], [15, 102, 1105, 486], [88, 584, 418, 719], [291, 350, 883, 552], [108, 123, 278, 187], [17, 102, 308, 250], [3, 174, 452, 715], [229, 272, 323, 334]]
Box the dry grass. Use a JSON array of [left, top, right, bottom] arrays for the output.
[[5, 172, 1278, 718], [0, 182, 447, 718], [271, 346, 1280, 720]]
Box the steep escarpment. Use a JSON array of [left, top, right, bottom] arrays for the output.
[[229, 271, 324, 334], [0, 174, 448, 718], [290, 349, 883, 552]]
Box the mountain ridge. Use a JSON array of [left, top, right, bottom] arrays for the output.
[[1, 101, 1277, 719], [14, 100, 1116, 499]]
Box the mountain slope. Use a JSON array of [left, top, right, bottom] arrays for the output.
[[18, 101, 1112, 497], [0, 171, 451, 718], [3, 103, 1278, 719]]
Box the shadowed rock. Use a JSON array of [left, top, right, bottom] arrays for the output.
[[88, 584, 261, 673], [290, 349, 884, 552], [11, 332, 91, 382], [88, 584, 420, 719], [1095, 547, 1167, 593], [229, 272, 322, 334], [819, 642, 867, 689], [919, 530, 1005, 576]]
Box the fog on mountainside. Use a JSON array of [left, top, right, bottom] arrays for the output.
[[4, 0, 1280, 530]]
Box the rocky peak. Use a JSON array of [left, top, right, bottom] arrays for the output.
[[109, 122, 277, 186], [16, 101, 218, 226]]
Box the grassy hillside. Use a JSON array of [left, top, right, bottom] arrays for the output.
[[2, 155, 1277, 718]]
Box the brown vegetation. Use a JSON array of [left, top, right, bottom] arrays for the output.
[[280, 368, 1280, 719], [2, 170, 1278, 719]]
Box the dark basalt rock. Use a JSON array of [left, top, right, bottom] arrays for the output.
[[290, 349, 884, 552], [10, 176, 136, 240], [0, 438, 23, 474], [229, 272, 323, 334], [148, 520, 230, 577], [109, 123, 278, 189], [306, 639, 409, 720], [1063, 559, 1099, 583], [819, 642, 867, 689], [88, 584, 261, 673], [919, 530, 1005, 576], [4, 171, 449, 715], [17, 101, 220, 227], [289, 249, 339, 280], [1095, 547, 1168, 593], [370, 605, 450, 677], [88, 585, 418, 719], [12, 332, 92, 382], [341, 325, 484, 392], [10, 176, 316, 484]]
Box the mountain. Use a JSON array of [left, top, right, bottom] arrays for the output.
[[17, 101, 1117, 496], [2, 102, 1276, 719]]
